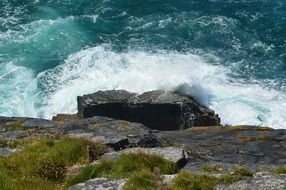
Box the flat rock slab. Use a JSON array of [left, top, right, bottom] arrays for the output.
[[156, 126, 286, 166], [77, 90, 220, 130], [21, 118, 55, 128], [68, 178, 126, 190], [61, 116, 158, 150], [0, 116, 157, 151], [102, 147, 187, 168], [215, 172, 286, 190]]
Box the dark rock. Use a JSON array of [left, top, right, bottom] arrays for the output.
[[77, 90, 220, 130]]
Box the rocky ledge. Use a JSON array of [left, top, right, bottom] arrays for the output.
[[0, 90, 286, 190], [77, 90, 220, 130]]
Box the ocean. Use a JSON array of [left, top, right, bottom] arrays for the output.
[[0, 0, 285, 128]]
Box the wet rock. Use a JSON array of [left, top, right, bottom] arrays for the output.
[[102, 147, 187, 168], [68, 178, 126, 190], [77, 90, 220, 130], [215, 172, 286, 190]]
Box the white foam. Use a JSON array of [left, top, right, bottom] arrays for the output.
[[0, 62, 38, 117], [37, 45, 286, 129]]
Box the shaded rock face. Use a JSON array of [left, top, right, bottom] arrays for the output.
[[77, 90, 220, 130]]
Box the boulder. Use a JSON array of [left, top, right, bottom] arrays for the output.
[[77, 90, 220, 130], [68, 178, 126, 190]]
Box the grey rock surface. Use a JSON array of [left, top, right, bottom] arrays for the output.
[[156, 126, 286, 166], [215, 172, 286, 190], [0, 147, 18, 157], [68, 178, 126, 190]]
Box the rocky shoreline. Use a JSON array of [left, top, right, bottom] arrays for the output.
[[1, 90, 286, 190]]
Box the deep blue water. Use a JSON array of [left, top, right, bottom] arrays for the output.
[[0, 0, 286, 128]]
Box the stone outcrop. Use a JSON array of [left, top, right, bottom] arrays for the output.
[[77, 90, 220, 130], [215, 172, 286, 190], [0, 116, 158, 151], [68, 178, 126, 190]]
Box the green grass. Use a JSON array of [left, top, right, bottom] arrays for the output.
[[233, 165, 253, 177], [0, 136, 107, 190], [123, 170, 158, 190], [272, 166, 286, 174], [65, 152, 178, 187], [169, 171, 218, 190]]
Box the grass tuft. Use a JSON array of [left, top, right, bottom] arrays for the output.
[[272, 166, 286, 174], [169, 171, 218, 190], [0, 136, 107, 190], [233, 165, 253, 177], [65, 152, 177, 187], [123, 170, 158, 190]]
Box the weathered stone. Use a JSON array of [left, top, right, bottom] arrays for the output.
[[102, 147, 187, 168], [21, 118, 55, 128], [77, 90, 220, 130], [155, 126, 286, 167], [215, 172, 286, 190], [61, 116, 158, 150], [0, 147, 18, 157], [0, 127, 7, 132], [68, 178, 126, 190]]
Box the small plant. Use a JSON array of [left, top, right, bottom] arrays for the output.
[[169, 171, 218, 190], [199, 165, 222, 172], [123, 170, 158, 190], [233, 165, 253, 177], [272, 166, 286, 174]]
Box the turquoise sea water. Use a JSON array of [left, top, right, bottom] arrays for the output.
[[0, 0, 286, 128]]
